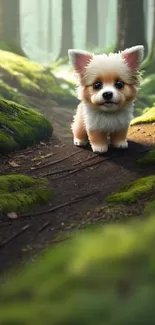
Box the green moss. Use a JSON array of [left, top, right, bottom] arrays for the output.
[[0, 174, 52, 215], [2, 212, 155, 324], [0, 50, 77, 105], [131, 106, 155, 125], [0, 98, 53, 153], [0, 80, 27, 105], [136, 150, 155, 166], [106, 175, 155, 205], [144, 200, 155, 217]]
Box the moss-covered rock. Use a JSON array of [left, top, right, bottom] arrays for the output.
[[105, 175, 155, 205], [136, 149, 155, 166], [0, 98, 53, 154], [0, 50, 77, 106], [0, 174, 52, 215], [1, 212, 155, 324], [0, 80, 27, 106], [131, 106, 155, 125]]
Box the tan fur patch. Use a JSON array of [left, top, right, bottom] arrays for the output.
[[88, 130, 107, 146], [110, 129, 128, 145]]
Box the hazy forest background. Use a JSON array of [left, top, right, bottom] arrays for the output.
[[0, 0, 154, 117]]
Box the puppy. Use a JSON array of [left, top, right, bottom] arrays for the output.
[[68, 46, 144, 154]]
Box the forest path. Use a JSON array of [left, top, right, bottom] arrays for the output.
[[0, 104, 155, 275]]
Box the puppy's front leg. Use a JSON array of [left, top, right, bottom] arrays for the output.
[[110, 129, 128, 149], [88, 130, 108, 154]]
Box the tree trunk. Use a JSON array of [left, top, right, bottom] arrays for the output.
[[98, 0, 109, 49], [0, 0, 24, 55], [142, 0, 155, 74], [37, 0, 43, 48], [47, 0, 52, 53], [86, 0, 99, 50], [115, 0, 147, 57], [59, 0, 73, 58]]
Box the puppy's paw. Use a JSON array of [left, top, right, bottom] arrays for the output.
[[113, 140, 128, 149], [92, 144, 108, 154], [74, 138, 88, 147]]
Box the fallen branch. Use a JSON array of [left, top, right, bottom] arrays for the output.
[[55, 154, 118, 180], [29, 149, 83, 171], [20, 190, 100, 220], [0, 225, 30, 249], [73, 154, 96, 166]]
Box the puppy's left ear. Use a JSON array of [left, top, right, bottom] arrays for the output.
[[122, 45, 144, 71]]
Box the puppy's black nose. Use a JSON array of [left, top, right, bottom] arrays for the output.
[[103, 91, 113, 101]]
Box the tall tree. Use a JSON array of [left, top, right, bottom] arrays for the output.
[[1, 0, 24, 55], [115, 0, 147, 56], [59, 0, 73, 58], [47, 0, 52, 53], [98, 0, 109, 49], [37, 0, 43, 48], [86, 0, 99, 50], [142, 0, 155, 74]]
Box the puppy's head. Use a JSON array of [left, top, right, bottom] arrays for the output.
[[68, 46, 144, 113]]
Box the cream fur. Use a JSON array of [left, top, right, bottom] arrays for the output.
[[72, 103, 134, 133]]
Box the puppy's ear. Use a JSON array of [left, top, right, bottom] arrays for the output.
[[68, 49, 93, 74], [122, 45, 144, 71]]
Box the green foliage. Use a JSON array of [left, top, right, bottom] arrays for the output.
[[0, 98, 53, 154], [136, 150, 155, 166], [1, 212, 155, 324], [0, 40, 25, 57], [140, 74, 155, 96], [0, 174, 52, 215], [144, 200, 155, 217], [0, 50, 77, 106], [106, 175, 155, 205], [131, 106, 155, 125], [0, 80, 27, 106]]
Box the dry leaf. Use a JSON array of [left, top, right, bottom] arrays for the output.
[[8, 161, 20, 167], [32, 153, 54, 161], [7, 212, 18, 219]]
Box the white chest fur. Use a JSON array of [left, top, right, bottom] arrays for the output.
[[82, 103, 134, 133]]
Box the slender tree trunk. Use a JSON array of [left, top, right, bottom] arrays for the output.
[[59, 0, 73, 58], [37, 0, 43, 48], [47, 0, 52, 53], [98, 0, 109, 49], [0, 0, 24, 55], [142, 0, 155, 74], [0, 0, 4, 40], [115, 0, 147, 56], [86, 0, 99, 49]]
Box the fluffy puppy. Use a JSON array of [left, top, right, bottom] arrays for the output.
[[68, 46, 144, 154]]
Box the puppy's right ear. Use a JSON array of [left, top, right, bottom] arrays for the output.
[[68, 49, 93, 75]]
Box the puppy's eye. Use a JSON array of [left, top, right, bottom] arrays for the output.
[[115, 80, 124, 89], [93, 81, 103, 90]]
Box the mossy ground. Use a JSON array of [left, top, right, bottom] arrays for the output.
[[136, 149, 155, 166], [105, 175, 155, 205], [0, 98, 53, 154], [0, 50, 77, 106], [1, 210, 155, 324], [0, 174, 52, 215], [131, 106, 155, 125]]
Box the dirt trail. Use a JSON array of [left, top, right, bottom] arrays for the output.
[[0, 105, 155, 275]]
